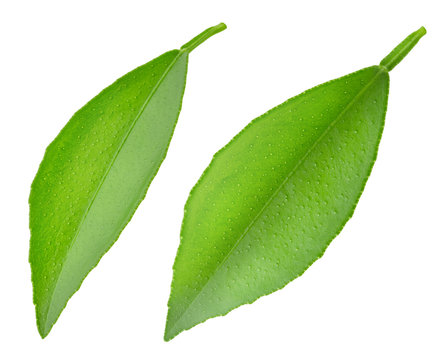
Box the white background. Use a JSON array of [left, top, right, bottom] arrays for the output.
[[1, 0, 434, 359]]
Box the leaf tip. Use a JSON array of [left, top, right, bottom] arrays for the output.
[[36, 318, 50, 339], [34, 300, 56, 339], [163, 319, 176, 342]]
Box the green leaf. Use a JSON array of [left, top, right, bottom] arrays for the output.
[[29, 23, 226, 338], [165, 27, 426, 341]]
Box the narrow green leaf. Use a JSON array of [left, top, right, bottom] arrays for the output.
[[29, 23, 226, 338], [165, 27, 425, 341]]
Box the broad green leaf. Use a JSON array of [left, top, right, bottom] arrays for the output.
[[29, 23, 226, 338], [165, 27, 426, 341]]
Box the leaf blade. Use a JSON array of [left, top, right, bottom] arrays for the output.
[[165, 65, 390, 340], [29, 24, 226, 337]]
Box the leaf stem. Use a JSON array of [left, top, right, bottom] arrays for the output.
[[380, 26, 426, 72], [181, 23, 227, 53]]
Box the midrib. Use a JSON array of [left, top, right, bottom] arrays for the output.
[[169, 67, 386, 333]]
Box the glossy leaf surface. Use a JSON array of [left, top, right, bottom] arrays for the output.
[[29, 23, 226, 338], [165, 27, 425, 341]]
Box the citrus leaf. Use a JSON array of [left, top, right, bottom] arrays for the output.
[[29, 23, 226, 338], [165, 27, 426, 341]]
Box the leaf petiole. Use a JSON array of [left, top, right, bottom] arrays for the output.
[[181, 23, 227, 53], [380, 26, 426, 72]]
